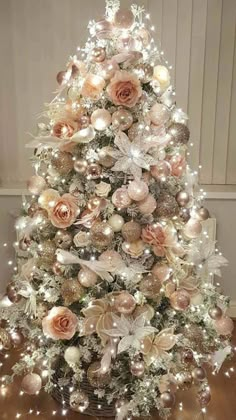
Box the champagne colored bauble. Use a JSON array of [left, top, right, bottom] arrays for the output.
[[54, 230, 73, 249], [98, 146, 115, 168], [64, 346, 81, 365], [155, 194, 179, 218], [100, 59, 119, 80], [214, 316, 234, 336], [183, 325, 203, 345], [11, 330, 24, 348], [86, 163, 102, 179], [160, 391, 175, 408], [99, 250, 123, 268], [38, 240, 56, 264], [38, 189, 59, 211], [152, 263, 172, 283], [21, 373, 42, 395], [108, 214, 125, 232], [192, 367, 206, 381], [167, 122, 190, 144], [149, 103, 170, 126], [121, 221, 141, 242], [51, 151, 74, 175], [182, 348, 194, 364], [137, 194, 157, 215], [179, 208, 191, 223], [95, 19, 113, 40], [130, 359, 145, 378], [27, 175, 46, 195], [139, 273, 161, 299], [196, 207, 210, 221], [183, 218, 202, 239], [176, 190, 190, 207], [208, 306, 223, 320], [61, 278, 85, 306], [87, 361, 111, 388], [52, 261, 64, 276], [6, 283, 21, 303], [150, 161, 171, 179], [113, 8, 135, 29], [91, 109, 112, 131], [74, 159, 88, 174], [78, 267, 98, 288], [198, 389, 211, 407], [112, 109, 133, 131], [91, 47, 106, 63], [176, 371, 192, 389], [115, 291, 136, 314], [0, 328, 12, 350], [56, 70, 66, 85], [128, 180, 149, 201], [70, 389, 89, 413], [90, 221, 114, 248], [170, 289, 190, 311], [67, 86, 80, 100], [87, 197, 103, 211], [112, 187, 132, 209]]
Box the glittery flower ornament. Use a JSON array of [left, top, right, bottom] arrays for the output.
[[107, 70, 142, 108], [142, 223, 185, 257]]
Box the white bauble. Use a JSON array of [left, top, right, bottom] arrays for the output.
[[64, 346, 81, 365], [108, 214, 125, 232]]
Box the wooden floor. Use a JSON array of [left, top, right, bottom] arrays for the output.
[[0, 327, 235, 420]]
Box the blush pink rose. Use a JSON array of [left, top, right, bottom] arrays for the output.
[[49, 193, 79, 228], [107, 70, 142, 108], [169, 155, 186, 178], [42, 306, 78, 340], [142, 223, 184, 257], [53, 119, 78, 139], [81, 74, 105, 100]]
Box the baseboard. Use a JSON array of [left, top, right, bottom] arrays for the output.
[[228, 300, 236, 318]]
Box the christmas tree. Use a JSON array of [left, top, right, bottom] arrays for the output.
[[0, 1, 234, 418]]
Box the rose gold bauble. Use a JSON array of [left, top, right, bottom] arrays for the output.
[[198, 389, 211, 407], [54, 230, 73, 249], [100, 59, 119, 80], [167, 122, 190, 144], [11, 330, 24, 348], [56, 70, 66, 85], [61, 278, 85, 306], [183, 218, 202, 239], [87, 197, 103, 211], [87, 361, 111, 388], [115, 291, 136, 314], [149, 103, 170, 126], [6, 283, 21, 303], [160, 391, 175, 408], [176, 190, 190, 207], [121, 221, 141, 242], [90, 221, 114, 248], [192, 367, 206, 381], [139, 273, 161, 299], [95, 19, 113, 39], [137, 194, 157, 215], [51, 151, 74, 175], [155, 194, 179, 218], [113, 8, 135, 29], [182, 348, 194, 364], [150, 161, 171, 179], [214, 316, 234, 336], [112, 187, 132, 209], [78, 267, 98, 288], [86, 163, 102, 179], [27, 175, 46, 195], [208, 306, 223, 320], [52, 261, 64, 276], [128, 180, 149, 201], [74, 159, 88, 174], [21, 373, 42, 395], [112, 109, 133, 131], [130, 359, 145, 377], [170, 289, 190, 311], [91, 109, 112, 131], [196, 207, 210, 221], [108, 214, 125, 232], [97, 146, 115, 168], [152, 263, 172, 283], [91, 47, 106, 63]]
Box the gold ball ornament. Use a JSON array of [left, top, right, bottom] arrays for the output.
[[208, 306, 223, 320], [160, 391, 175, 408], [167, 122, 190, 145], [130, 359, 145, 377], [196, 207, 210, 221], [78, 267, 98, 288], [51, 151, 74, 175], [192, 367, 206, 382], [98, 146, 115, 168], [10, 330, 24, 348], [115, 291, 136, 314], [121, 221, 141, 242], [54, 230, 73, 249], [86, 163, 102, 179], [214, 316, 234, 336], [183, 218, 202, 239], [149, 103, 170, 126], [38, 240, 57, 264], [139, 273, 161, 299], [137, 194, 157, 215], [70, 389, 89, 412], [74, 159, 88, 174], [52, 261, 65, 276], [113, 8, 135, 29], [91, 47, 106, 63], [176, 190, 190, 207], [182, 348, 194, 364], [112, 109, 133, 131], [87, 361, 111, 388], [155, 195, 179, 218], [87, 197, 103, 211], [21, 373, 42, 395], [91, 109, 112, 131], [61, 278, 85, 306], [170, 289, 190, 311], [90, 221, 114, 248], [27, 175, 46, 195], [108, 214, 125, 232], [128, 180, 149, 201], [0, 328, 12, 350]]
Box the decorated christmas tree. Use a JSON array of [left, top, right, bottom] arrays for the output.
[[0, 1, 234, 418]]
